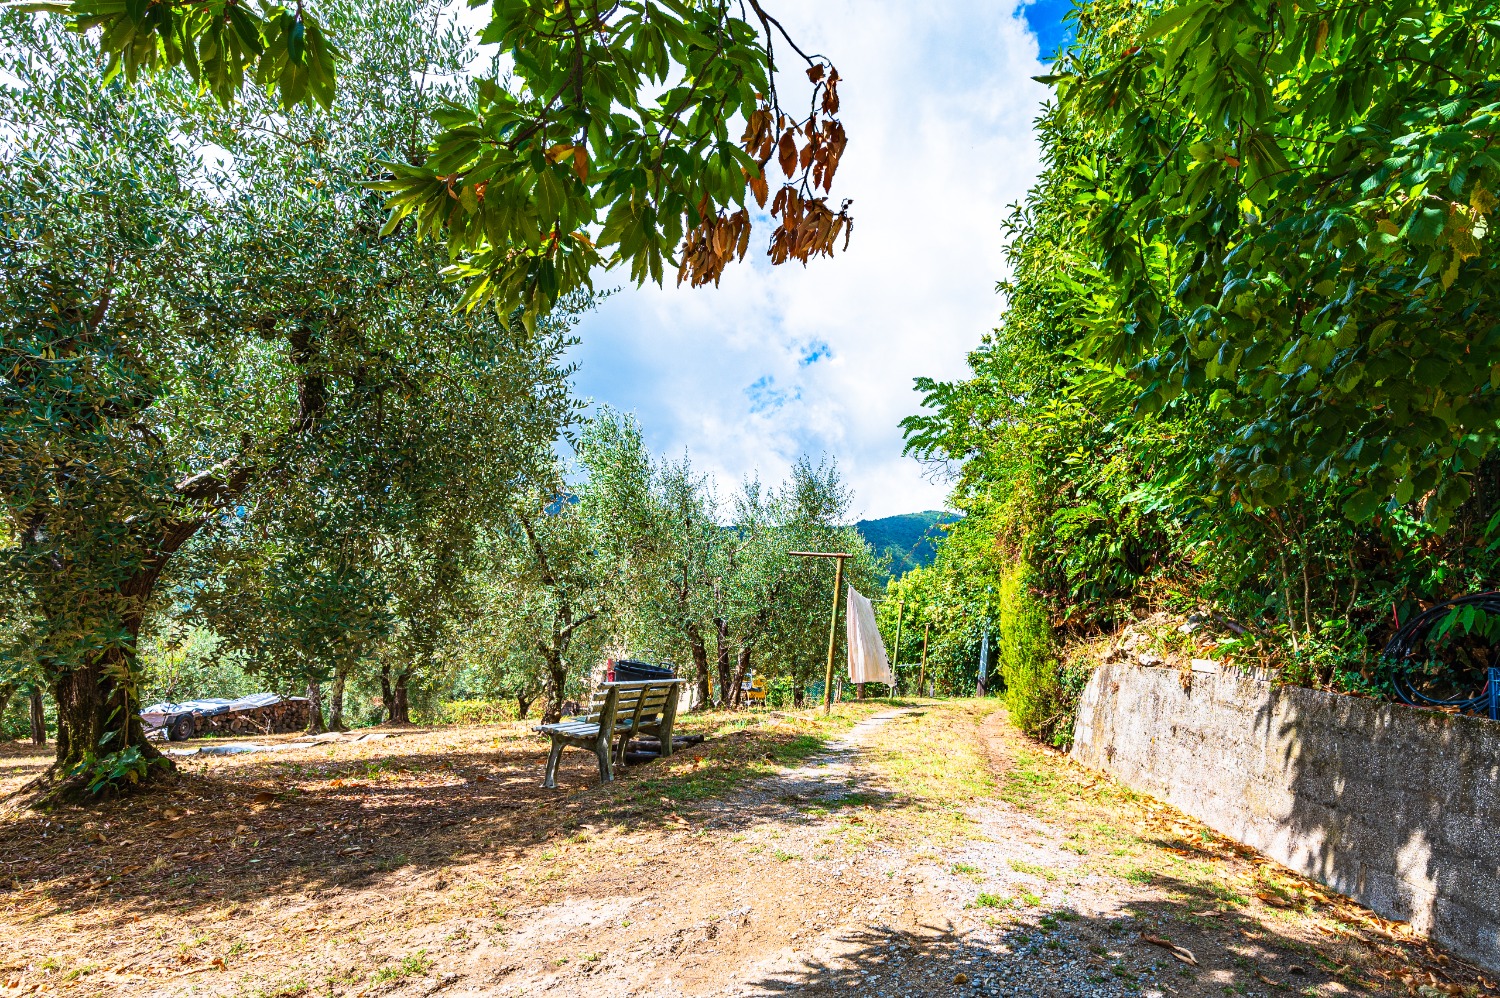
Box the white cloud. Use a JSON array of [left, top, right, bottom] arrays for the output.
[[566, 1, 1052, 519]]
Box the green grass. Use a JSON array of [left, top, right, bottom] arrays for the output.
[[975, 892, 1008, 908], [861, 701, 997, 841], [1008, 858, 1058, 881], [372, 951, 432, 983], [997, 746, 1074, 809]]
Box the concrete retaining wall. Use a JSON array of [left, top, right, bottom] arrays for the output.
[[1070, 662, 1500, 970]]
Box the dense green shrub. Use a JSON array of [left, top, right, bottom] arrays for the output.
[[431, 699, 521, 726], [998, 565, 1067, 744]]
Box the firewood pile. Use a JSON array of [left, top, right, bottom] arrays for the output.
[[198, 698, 311, 736], [623, 733, 706, 765]]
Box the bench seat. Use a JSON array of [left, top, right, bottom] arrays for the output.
[[535, 679, 684, 788]]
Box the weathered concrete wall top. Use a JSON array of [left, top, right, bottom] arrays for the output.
[[1070, 663, 1500, 971]]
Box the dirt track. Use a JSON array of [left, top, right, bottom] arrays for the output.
[[0, 703, 1487, 996], [459, 708, 1443, 997]]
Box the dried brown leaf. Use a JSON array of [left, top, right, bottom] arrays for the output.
[[778, 130, 797, 178]]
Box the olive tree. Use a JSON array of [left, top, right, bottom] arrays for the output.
[[0, 1, 571, 794]]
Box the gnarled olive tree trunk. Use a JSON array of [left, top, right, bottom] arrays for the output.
[[714, 618, 733, 706], [41, 495, 236, 792], [379, 665, 412, 725], [729, 646, 752, 708], [686, 622, 712, 711], [33, 357, 312, 794], [539, 647, 569, 726], [305, 679, 326, 734], [328, 666, 349, 731], [28, 686, 45, 745], [52, 648, 155, 775], [517, 510, 596, 726], [516, 687, 537, 720]]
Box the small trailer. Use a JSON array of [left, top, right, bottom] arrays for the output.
[[141, 693, 309, 741]]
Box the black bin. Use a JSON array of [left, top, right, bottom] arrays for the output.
[[614, 659, 675, 682]]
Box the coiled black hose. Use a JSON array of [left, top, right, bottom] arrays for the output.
[[1381, 591, 1500, 714]]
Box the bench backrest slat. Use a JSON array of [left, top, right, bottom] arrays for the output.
[[582, 680, 682, 724], [593, 685, 619, 741]]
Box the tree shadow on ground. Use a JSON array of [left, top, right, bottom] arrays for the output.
[[0, 740, 51, 793], [733, 866, 1468, 997], [0, 714, 915, 935]]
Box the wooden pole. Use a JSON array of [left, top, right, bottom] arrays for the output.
[[823, 555, 845, 714], [788, 552, 851, 716], [918, 622, 930, 697], [891, 599, 905, 694]]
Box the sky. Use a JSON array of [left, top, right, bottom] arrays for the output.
[[562, 2, 1070, 521]]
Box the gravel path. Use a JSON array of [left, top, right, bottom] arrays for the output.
[[719, 709, 1185, 998]]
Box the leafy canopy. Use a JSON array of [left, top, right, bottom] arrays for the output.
[[1053, 0, 1500, 526], [20, 0, 337, 108], [35, 0, 854, 321], [902, 0, 1500, 704]]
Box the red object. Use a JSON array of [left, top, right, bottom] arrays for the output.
[[606, 659, 615, 683]]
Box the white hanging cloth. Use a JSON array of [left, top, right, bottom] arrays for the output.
[[846, 585, 894, 686]]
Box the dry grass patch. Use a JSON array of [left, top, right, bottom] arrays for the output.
[[859, 698, 998, 842]]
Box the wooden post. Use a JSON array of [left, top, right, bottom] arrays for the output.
[[891, 599, 905, 694], [823, 555, 845, 714], [788, 551, 851, 716], [918, 622, 930, 698]]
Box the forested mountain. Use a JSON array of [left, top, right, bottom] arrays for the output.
[[856, 512, 958, 582]]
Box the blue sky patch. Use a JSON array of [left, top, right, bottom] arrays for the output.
[[799, 340, 832, 366], [745, 375, 800, 414], [1020, 0, 1076, 61], [557, 1, 1055, 519]]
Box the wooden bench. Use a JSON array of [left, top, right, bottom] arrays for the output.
[[534, 680, 684, 788]]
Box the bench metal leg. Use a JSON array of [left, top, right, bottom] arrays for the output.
[[543, 739, 564, 788], [594, 739, 614, 782]]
